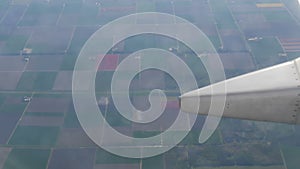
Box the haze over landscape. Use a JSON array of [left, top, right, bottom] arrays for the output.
[[0, 0, 299, 169]]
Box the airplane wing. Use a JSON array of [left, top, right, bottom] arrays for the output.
[[180, 58, 300, 124]]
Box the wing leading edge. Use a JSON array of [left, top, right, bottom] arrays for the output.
[[180, 58, 300, 124]]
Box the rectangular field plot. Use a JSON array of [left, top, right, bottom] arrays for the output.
[[16, 72, 57, 91], [262, 10, 293, 23], [256, 3, 284, 8], [209, 0, 237, 29], [2, 149, 50, 169], [0, 5, 27, 26], [16, 72, 36, 90], [0, 112, 22, 144], [25, 55, 63, 71], [173, 1, 194, 23], [228, 3, 258, 14], [196, 21, 219, 37], [235, 13, 271, 37], [0, 27, 32, 54], [124, 34, 157, 52], [25, 27, 73, 53], [0, 101, 26, 114], [0, 56, 26, 71], [192, 1, 215, 23], [8, 126, 60, 146], [67, 26, 98, 55], [279, 38, 300, 52], [98, 54, 119, 71], [18, 1, 62, 26], [26, 96, 70, 113], [142, 155, 164, 169], [58, 3, 101, 26], [248, 37, 285, 68], [220, 52, 256, 77], [0, 72, 23, 90], [19, 113, 64, 127], [60, 54, 78, 70], [219, 29, 248, 52], [52, 71, 72, 91], [95, 149, 139, 164], [268, 22, 300, 38], [48, 148, 95, 169], [99, 0, 136, 21], [104, 110, 132, 128], [63, 110, 81, 128], [95, 71, 114, 92], [56, 128, 96, 147]]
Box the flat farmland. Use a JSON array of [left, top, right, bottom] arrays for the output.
[[25, 27, 73, 53], [18, 1, 62, 26], [248, 37, 285, 68], [0, 5, 27, 26], [0, 27, 33, 54], [0, 0, 299, 168]]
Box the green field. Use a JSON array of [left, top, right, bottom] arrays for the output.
[[63, 111, 81, 128], [105, 109, 132, 127], [60, 54, 78, 70], [287, 52, 300, 60], [1, 34, 30, 53], [0, 94, 27, 113], [95, 149, 140, 164], [9, 126, 59, 146], [142, 155, 164, 169], [262, 10, 294, 23], [248, 37, 284, 68], [281, 145, 300, 169], [124, 34, 157, 52], [17, 72, 57, 91], [3, 148, 50, 169], [209, 0, 237, 29], [0, 104, 26, 113], [95, 71, 114, 92]]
